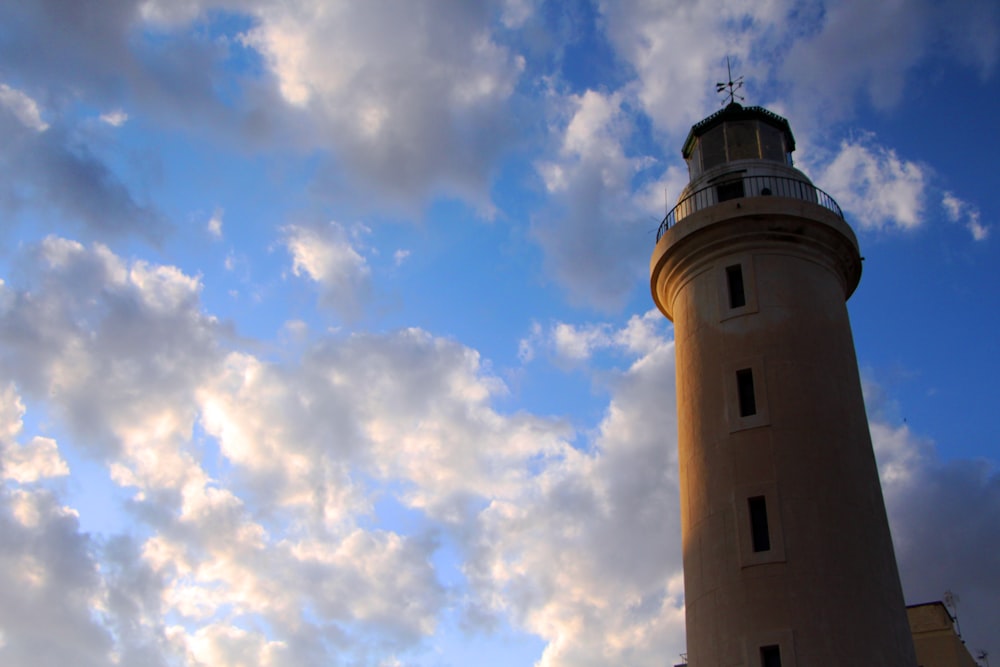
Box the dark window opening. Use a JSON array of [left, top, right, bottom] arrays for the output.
[[749, 496, 771, 553], [717, 179, 745, 202], [726, 264, 746, 308], [736, 368, 756, 417], [760, 644, 781, 667]]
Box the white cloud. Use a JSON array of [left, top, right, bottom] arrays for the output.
[[0, 384, 70, 483], [392, 249, 411, 266], [597, 0, 998, 136], [532, 90, 657, 308], [0, 383, 26, 443], [0, 83, 48, 132], [517, 321, 542, 363], [523, 311, 669, 365], [0, 484, 113, 666], [552, 321, 613, 361], [597, 0, 767, 136], [2, 437, 69, 483], [816, 137, 927, 232], [465, 326, 684, 667], [0, 237, 997, 665], [241, 0, 525, 204], [284, 221, 372, 319], [207, 208, 224, 239], [0, 237, 218, 470], [0, 239, 458, 662], [942, 191, 989, 241], [99, 109, 128, 127]]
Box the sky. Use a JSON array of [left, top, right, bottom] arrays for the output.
[[0, 1, 997, 665]]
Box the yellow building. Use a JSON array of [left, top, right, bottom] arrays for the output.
[[908, 602, 979, 667], [651, 102, 917, 666]]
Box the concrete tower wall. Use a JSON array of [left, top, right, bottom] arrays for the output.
[[651, 196, 917, 666]]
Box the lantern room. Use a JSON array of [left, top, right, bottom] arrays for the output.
[[682, 103, 796, 181]]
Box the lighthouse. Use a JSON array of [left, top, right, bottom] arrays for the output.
[[650, 100, 917, 666]]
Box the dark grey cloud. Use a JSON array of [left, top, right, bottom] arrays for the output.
[[867, 379, 1000, 657], [0, 107, 167, 242], [882, 437, 1000, 655], [0, 0, 140, 100]]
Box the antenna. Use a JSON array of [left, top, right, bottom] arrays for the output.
[[944, 590, 964, 641], [716, 55, 745, 106]]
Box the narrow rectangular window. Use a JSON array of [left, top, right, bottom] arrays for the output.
[[736, 368, 756, 417], [760, 644, 781, 667], [726, 264, 746, 308], [749, 496, 771, 552]]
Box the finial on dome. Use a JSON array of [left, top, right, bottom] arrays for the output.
[[715, 55, 744, 106]]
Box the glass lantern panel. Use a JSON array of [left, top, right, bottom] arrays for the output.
[[726, 121, 759, 160], [700, 126, 726, 170], [687, 142, 702, 179], [759, 123, 785, 162]]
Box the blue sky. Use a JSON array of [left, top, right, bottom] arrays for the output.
[[0, 1, 997, 665]]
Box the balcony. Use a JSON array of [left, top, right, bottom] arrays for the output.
[[656, 174, 844, 242]]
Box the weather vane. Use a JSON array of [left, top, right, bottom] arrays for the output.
[[716, 55, 744, 105]]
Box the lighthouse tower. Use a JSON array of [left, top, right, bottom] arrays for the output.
[[650, 101, 917, 666]]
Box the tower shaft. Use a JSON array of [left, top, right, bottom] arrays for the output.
[[651, 104, 917, 666]]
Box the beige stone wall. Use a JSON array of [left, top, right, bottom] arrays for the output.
[[652, 196, 917, 666], [907, 603, 979, 667]]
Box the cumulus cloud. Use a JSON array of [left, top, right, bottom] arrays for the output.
[[0, 238, 687, 665], [597, 0, 997, 134], [0, 384, 69, 483], [815, 136, 927, 232], [0, 2, 996, 662], [0, 0, 532, 210], [0, 237, 219, 461], [1, 437, 68, 483], [0, 236, 997, 665], [521, 311, 668, 364], [0, 485, 114, 667], [532, 90, 658, 308], [466, 316, 684, 667], [284, 221, 373, 319], [597, 0, 768, 136], [241, 0, 525, 204], [0, 240, 458, 663]]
